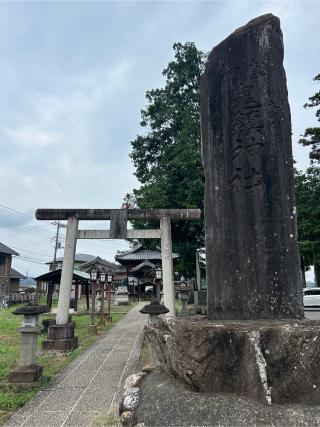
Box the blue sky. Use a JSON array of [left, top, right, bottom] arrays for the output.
[[0, 1, 319, 277]]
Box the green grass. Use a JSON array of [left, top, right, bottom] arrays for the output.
[[0, 301, 134, 425], [92, 404, 119, 427]]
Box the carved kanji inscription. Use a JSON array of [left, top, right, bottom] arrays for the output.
[[201, 14, 303, 320]]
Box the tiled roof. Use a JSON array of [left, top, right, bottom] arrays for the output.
[[0, 242, 18, 256], [46, 253, 95, 264], [10, 268, 25, 280], [80, 256, 125, 273], [116, 245, 178, 261]]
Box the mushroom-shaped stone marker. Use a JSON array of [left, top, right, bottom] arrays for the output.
[[9, 302, 48, 384], [140, 300, 169, 368], [140, 300, 169, 325]]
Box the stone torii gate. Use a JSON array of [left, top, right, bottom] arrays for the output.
[[36, 208, 200, 351]]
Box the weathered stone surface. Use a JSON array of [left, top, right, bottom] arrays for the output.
[[42, 337, 78, 352], [146, 317, 320, 404], [201, 14, 303, 319], [42, 322, 78, 352], [120, 387, 140, 413], [47, 323, 75, 340], [8, 364, 42, 384], [124, 372, 147, 391], [120, 411, 137, 427], [136, 370, 320, 426]]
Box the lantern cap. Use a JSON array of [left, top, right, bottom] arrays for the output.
[[140, 300, 169, 315], [12, 302, 49, 316]]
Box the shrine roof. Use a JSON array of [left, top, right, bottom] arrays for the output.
[[115, 245, 178, 262]]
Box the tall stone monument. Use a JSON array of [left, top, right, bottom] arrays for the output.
[[201, 14, 303, 319], [144, 15, 320, 406]]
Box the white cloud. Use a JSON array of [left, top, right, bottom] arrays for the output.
[[5, 126, 61, 147]]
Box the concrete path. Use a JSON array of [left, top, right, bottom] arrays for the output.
[[6, 303, 146, 427]]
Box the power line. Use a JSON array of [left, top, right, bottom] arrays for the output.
[[0, 203, 55, 227], [12, 255, 47, 265], [9, 245, 52, 258]]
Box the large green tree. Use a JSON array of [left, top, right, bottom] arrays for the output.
[[127, 42, 206, 276], [296, 73, 320, 285], [295, 167, 320, 285], [299, 74, 320, 164]]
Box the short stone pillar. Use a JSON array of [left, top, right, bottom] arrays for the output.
[[9, 303, 48, 384]]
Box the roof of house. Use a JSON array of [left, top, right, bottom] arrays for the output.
[[115, 245, 178, 262], [46, 253, 96, 265], [79, 256, 127, 273], [79, 256, 124, 273], [35, 269, 90, 282], [10, 268, 25, 280], [0, 242, 19, 256]]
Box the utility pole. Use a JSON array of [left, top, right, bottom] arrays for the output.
[[47, 221, 61, 309], [52, 221, 62, 271]]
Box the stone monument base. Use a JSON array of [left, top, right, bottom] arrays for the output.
[[42, 323, 78, 352], [9, 364, 42, 384], [145, 317, 320, 405]]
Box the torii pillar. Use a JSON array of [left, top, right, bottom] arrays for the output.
[[36, 208, 201, 351]]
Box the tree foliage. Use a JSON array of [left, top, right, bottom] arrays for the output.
[[295, 167, 320, 285], [299, 74, 320, 164], [127, 42, 206, 276]]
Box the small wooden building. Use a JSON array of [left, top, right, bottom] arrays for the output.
[[0, 242, 25, 298]]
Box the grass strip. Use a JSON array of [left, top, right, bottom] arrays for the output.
[[0, 302, 134, 425]]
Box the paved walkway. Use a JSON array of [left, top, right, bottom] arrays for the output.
[[6, 303, 146, 427]]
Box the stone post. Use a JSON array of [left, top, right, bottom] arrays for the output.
[[106, 283, 112, 322], [201, 14, 303, 319], [88, 281, 97, 335], [99, 283, 105, 325], [56, 216, 78, 325], [160, 217, 175, 317]]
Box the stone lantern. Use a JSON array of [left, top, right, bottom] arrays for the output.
[[88, 268, 98, 336], [140, 300, 169, 325], [179, 276, 188, 315], [154, 265, 162, 302], [9, 302, 48, 384], [140, 300, 169, 368]]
